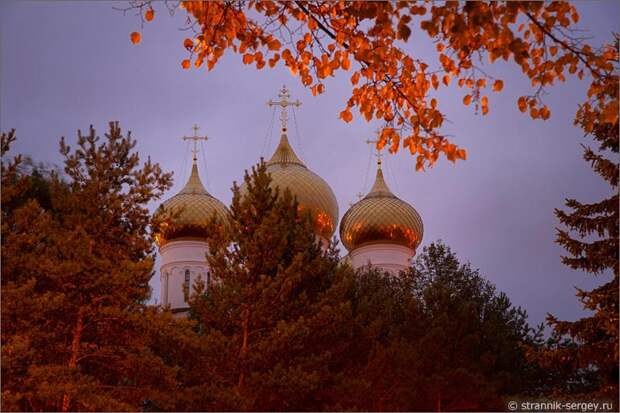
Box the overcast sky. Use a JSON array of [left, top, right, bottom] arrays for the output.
[[2, 1, 618, 326]]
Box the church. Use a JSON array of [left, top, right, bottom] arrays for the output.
[[153, 86, 424, 313]]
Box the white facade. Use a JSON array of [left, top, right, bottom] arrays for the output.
[[159, 239, 211, 312], [349, 243, 414, 274]]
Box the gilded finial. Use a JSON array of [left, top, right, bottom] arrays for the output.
[[267, 85, 301, 134], [178, 124, 211, 194], [364, 134, 394, 198], [365, 137, 384, 169], [182, 124, 210, 163]]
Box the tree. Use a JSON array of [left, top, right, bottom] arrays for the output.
[[183, 161, 355, 411], [330, 242, 541, 411], [125, 1, 618, 170], [0, 124, 190, 411], [407, 242, 541, 411], [540, 38, 618, 400]]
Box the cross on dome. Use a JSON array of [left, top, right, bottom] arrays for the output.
[[182, 124, 210, 163], [365, 136, 384, 169], [267, 85, 301, 134]]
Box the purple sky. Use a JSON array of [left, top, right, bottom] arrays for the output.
[[2, 1, 618, 326]]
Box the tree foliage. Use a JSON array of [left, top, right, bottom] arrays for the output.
[[183, 161, 355, 411], [536, 39, 619, 401], [0, 124, 189, 411], [335, 242, 540, 411], [126, 1, 618, 170]]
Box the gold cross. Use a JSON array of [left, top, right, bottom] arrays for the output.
[[267, 85, 301, 133], [182, 124, 210, 162], [365, 137, 384, 167]]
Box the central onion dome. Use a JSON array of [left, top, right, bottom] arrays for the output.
[[340, 163, 423, 252], [153, 161, 230, 246], [242, 133, 339, 239]]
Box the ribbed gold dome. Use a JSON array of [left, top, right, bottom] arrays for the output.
[[154, 162, 230, 245], [242, 134, 339, 239], [340, 165, 423, 252]]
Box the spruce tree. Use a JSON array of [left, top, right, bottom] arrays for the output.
[[185, 161, 354, 411], [545, 65, 619, 399], [1, 124, 188, 411]]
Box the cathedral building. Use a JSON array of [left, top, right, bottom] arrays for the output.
[[154, 86, 423, 312]]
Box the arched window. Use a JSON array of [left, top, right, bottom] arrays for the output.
[[184, 269, 190, 291], [163, 271, 169, 305]]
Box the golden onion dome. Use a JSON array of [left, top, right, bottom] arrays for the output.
[[241, 133, 339, 239], [153, 162, 230, 246], [339, 164, 423, 252]]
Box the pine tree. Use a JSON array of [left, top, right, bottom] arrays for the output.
[[0, 124, 189, 411], [545, 62, 619, 399], [184, 161, 355, 411]]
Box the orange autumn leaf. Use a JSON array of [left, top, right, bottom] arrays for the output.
[[340, 109, 353, 123], [145, 8, 154, 22], [184, 38, 194, 50], [242, 54, 254, 64], [342, 58, 351, 71], [130, 32, 141, 44], [493, 80, 504, 92], [267, 39, 281, 51], [181, 59, 191, 69], [463, 95, 472, 106]]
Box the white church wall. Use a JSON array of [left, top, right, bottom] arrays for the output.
[[159, 239, 210, 311], [349, 243, 414, 274]]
